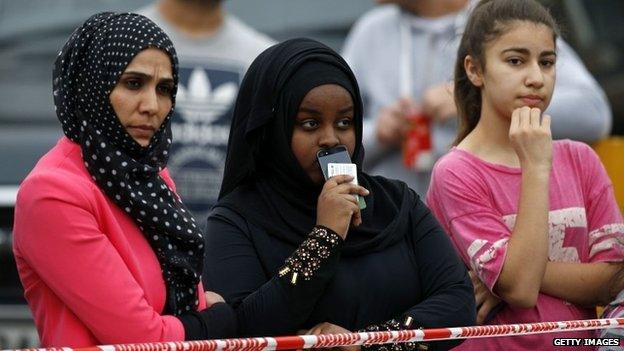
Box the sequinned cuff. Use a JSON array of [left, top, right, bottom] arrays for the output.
[[278, 225, 342, 285], [360, 316, 429, 351]]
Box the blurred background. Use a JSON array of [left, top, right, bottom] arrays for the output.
[[0, 0, 622, 348]]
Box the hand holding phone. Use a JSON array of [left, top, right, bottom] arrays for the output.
[[316, 174, 369, 238], [315, 146, 369, 237], [316, 146, 366, 210]]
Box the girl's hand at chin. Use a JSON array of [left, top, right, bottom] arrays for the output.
[[508, 106, 552, 173]]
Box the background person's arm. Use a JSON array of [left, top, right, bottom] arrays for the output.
[[342, 13, 396, 168], [547, 39, 612, 142]]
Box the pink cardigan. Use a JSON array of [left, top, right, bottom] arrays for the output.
[[13, 137, 206, 347]]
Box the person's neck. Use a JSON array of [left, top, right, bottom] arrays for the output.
[[158, 0, 224, 37], [401, 0, 468, 18], [458, 104, 520, 168]]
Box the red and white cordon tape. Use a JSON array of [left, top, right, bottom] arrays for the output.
[[20, 318, 624, 351]]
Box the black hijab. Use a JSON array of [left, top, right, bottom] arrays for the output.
[[217, 38, 416, 256], [53, 12, 203, 316]]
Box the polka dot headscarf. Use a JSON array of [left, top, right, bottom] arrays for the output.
[[53, 12, 203, 316]]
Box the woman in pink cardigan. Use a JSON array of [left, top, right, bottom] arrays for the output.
[[12, 12, 235, 347]]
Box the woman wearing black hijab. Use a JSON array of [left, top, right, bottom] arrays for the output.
[[204, 38, 475, 350], [13, 12, 235, 347]]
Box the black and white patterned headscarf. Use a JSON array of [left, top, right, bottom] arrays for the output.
[[53, 12, 203, 316]]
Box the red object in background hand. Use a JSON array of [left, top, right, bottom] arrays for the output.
[[402, 113, 434, 171]]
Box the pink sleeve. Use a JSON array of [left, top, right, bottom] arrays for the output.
[[428, 162, 510, 293], [14, 173, 185, 343], [577, 144, 624, 262]]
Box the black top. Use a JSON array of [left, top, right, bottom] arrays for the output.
[[204, 185, 475, 350]]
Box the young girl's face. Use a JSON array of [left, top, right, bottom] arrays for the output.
[[476, 21, 556, 119]]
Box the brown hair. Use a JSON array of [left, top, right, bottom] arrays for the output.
[[453, 0, 559, 145]]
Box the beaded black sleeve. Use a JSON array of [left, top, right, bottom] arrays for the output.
[[360, 316, 429, 351], [278, 226, 342, 285]]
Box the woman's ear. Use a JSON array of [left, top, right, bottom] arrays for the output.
[[464, 55, 483, 87]]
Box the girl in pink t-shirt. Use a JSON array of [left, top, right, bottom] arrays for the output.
[[426, 0, 624, 349]]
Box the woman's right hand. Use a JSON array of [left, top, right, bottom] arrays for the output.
[[470, 271, 502, 325], [508, 106, 552, 172], [204, 291, 225, 308], [297, 322, 360, 351], [316, 175, 369, 239]]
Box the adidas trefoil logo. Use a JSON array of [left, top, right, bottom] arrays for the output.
[[176, 67, 238, 124]]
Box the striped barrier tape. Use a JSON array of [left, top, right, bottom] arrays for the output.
[[16, 317, 624, 351]]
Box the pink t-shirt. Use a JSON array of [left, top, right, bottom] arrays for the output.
[[13, 137, 206, 347], [427, 140, 624, 350]]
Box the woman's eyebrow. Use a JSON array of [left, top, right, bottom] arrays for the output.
[[540, 50, 557, 57], [501, 47, 557, 57], [298, 106, 321, 115], [339, 105, 354, 114], [122, 71, 174, 83], [501, 47, 530, 55], [298, 106, 354, 115]]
